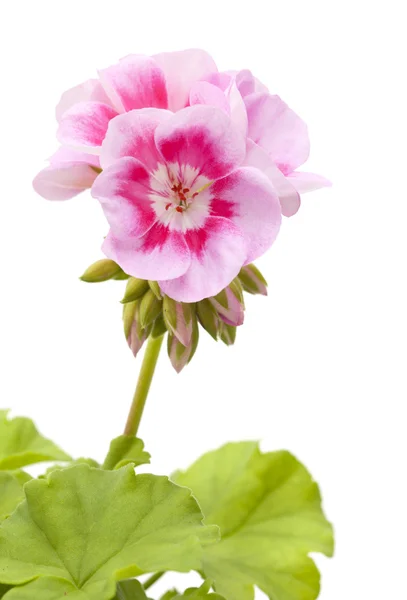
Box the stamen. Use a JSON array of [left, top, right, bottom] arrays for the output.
[[176, 206, 184, 213], [165, 202, 172, 210]]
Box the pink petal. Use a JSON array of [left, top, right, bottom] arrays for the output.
[[244, 140, 301, 217], [210, 167, 281, 263], [91, 157, 156, 238], [57, 101, 118, 153], [33, 163, 98, 201], [204, 72, 232, 92], [155, 105, 245, 181], [103, 225, 191, 281], [100, 108, 172, 171], [287, 171, 332, 193], [49, 147, 100, 168], [55, 79, 112, 122], [190, 80, 247, 139], [153, 49, 218, 111], [245, 93, 310, 172], [235, 69, 268, 98], [98, 55, 168, 113], [189, 81, 230, 114], [227, 79, 248, 138], [159, 217, 246, 302]]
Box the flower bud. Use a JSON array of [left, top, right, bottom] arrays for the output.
[[151, 314, 167, 339], [197, 299, 220, 340], [139, 289, 162, 328], [121, 277, 149, 303], [219, 322, 237, 346], [238, 264, 268, 295], [163, 296, 193, 346], [209, 280, 245, 326], [148, 280, 162, 300], [168, 313, 199, 373], [80, 259, 124, 283], [122, 300, 147, 358]]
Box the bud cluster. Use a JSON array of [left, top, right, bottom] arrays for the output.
[[80, 260, 268, 373]]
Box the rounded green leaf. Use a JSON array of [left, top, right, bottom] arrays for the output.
[[0, 465, 218, 600], [0, 411, 71, 470], [0, 471, 31, 522], [174, 442, 334, 600]]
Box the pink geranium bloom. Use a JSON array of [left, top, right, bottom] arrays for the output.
[[33, 50, 217, 201], [33, 48, 329, 220], [91, 106, 281, 302]]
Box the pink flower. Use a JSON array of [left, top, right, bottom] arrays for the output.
[[33, 50, 217, 201], [91, 106, 281, 302], [187, 69, 331, 217]]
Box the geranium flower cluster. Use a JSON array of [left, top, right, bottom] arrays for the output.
[[33, 49, 329, 304]]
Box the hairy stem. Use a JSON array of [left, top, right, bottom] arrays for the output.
[[124, 335, 164, 436]]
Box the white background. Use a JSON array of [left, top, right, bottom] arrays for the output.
[[0, 1, 406, 598]]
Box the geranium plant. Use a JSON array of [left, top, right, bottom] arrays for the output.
[[0, 49, 333, 600]]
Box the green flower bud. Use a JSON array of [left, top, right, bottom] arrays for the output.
[[139, 289, 162, 328], [148, 280, 162, 299], [238, 263, 268, 295], [197, 299, 220, 340], [121, 277, 149, 303], [220, 322, 237, 346], [151, 314, 167, 339], [167, 313, 199, 373], [122, 299, 148, 358], [163, 296, 193, 346], [80, 259, 124, 283], [112, 270, 130, 281], [210, 281, 245, 326]]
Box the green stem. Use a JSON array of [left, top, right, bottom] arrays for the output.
[[143, 571, 165, 591], [124, 335, 164, 437]]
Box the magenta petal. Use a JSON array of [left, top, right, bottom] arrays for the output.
[[99, 55, 168, 113], [91, 157, 156, 238], [155, 105, 245, 181], [159, 217, 246, 303], [244, 141, 301, 217], [56, 79, 112, 122], [57, 101, 118, 153], [210, 167, 281, 263], [100, 108, 172, 171], [33, 163, 98, 201], [103, 225, 191, 281], [245, 93, 310, 172], [153, 49, 218, 111], [287, 171, 332, 193]]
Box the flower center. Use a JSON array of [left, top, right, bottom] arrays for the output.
[[165, 182, 199, 214]]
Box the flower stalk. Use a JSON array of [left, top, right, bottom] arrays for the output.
[[123, 335, 164, 436]]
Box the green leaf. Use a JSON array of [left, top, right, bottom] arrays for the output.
[[174, 442, 334, 600], [0, 464, 218, 600], [0, 471, 31, 522], [0, 583, 11, 598], [103, 436, 150, 470], [160, 592, 179, 600], [115, 579, 149, 599], [40, 458, 100, 478], [0, 411, 71, 470]]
